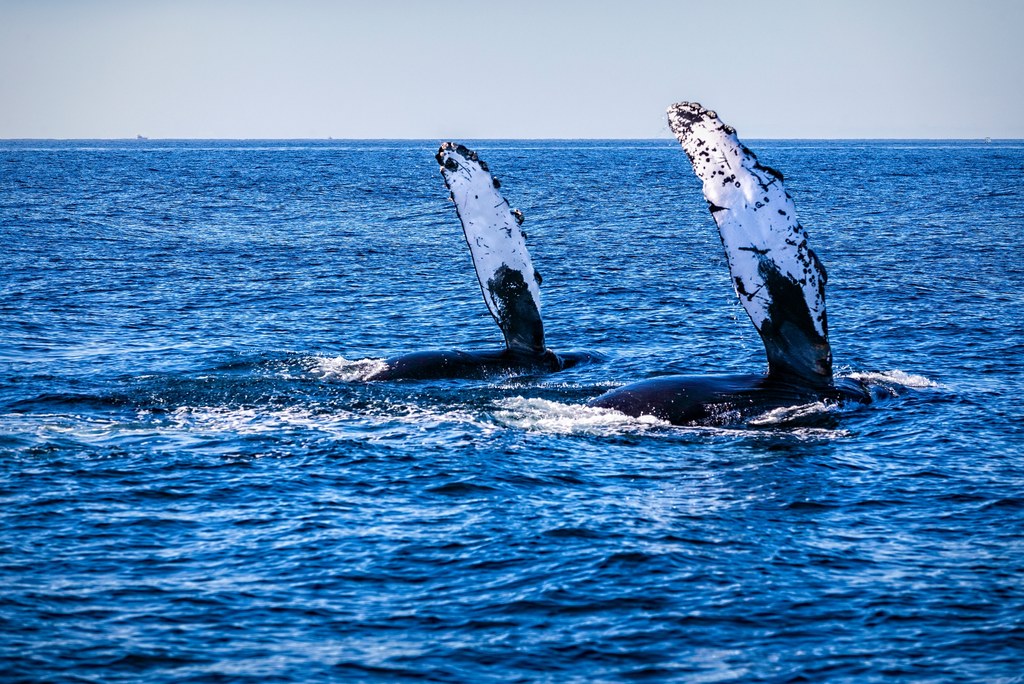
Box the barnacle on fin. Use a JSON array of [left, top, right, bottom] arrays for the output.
[[454, 143, 477, 161]]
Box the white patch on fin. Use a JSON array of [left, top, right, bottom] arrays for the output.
[[667, 103, 827, 339], [438, 142, 545, 353]]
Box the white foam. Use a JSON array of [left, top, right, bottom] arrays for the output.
[[161, 405, 354, 437], [847, 370, 939, 389], [304, 355, 389, 382], [160, 401, 498, 441], [748, 400, 837, 426], [492, 396, 669, 435], [723, 403, 852, 439], [765, 426, 852, 439]]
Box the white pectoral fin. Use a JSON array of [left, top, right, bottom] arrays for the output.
[[668, 103, 833, 384], [437, 142, 545, 354]]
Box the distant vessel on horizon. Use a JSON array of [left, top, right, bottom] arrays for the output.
[[136, 134, 147, 140]]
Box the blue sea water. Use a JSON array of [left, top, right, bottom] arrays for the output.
[[1, 138, 1023, 682]]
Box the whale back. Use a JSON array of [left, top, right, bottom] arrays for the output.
[[667, 103, 833, 385], [437, 143, 545, 355]]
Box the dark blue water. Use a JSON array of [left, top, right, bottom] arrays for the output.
[[2, 139, 1023, 682]]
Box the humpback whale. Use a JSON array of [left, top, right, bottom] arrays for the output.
[[590, 103, 871, 425], [366, 143, 590, 380]]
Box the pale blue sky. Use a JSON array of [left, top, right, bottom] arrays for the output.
[[1, 0, 1021, 138]]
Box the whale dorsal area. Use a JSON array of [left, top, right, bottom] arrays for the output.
[[437, 143, 545, 355], [667, 103, 833, 385]]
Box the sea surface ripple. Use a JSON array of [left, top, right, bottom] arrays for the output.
[[2, 139, 1023, 682]]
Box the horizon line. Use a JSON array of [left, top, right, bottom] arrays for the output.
[[0, 136, 1016, 142]]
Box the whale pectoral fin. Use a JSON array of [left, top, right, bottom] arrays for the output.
[[486, 264, 545, 354], [437, 142, 547, 355], [667, 102, 833, 386]]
